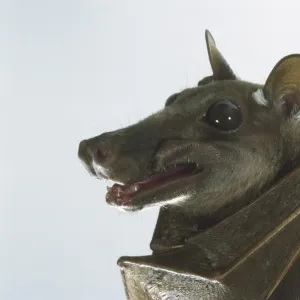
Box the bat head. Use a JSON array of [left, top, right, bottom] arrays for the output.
[[78, 30, 300, 224]]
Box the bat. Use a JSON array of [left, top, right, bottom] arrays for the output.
[[78, 30, 300, 300]]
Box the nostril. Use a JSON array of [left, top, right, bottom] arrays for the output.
[[95, 148, 108, 163], [79, 136, 111, 165]]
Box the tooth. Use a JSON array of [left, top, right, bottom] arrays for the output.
[[116, 186, 123, 197]]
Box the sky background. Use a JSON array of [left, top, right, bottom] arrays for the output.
[[1, 0, 300, 299]]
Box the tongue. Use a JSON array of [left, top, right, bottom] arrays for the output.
[[106, 164, 198, 206]]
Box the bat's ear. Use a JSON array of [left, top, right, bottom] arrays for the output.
[[205, 29, 238, 81], [264, 54, 300, 118]]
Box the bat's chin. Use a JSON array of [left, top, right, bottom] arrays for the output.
[[105, 163, 204, 211]]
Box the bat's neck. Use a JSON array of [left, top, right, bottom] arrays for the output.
[[150, 192, 256, 255]]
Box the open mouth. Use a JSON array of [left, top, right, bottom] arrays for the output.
[[105, 163, 203, 208]]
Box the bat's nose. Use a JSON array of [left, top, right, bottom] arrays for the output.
[[78, 136, 110, 163], [78, 133, 114, 178]]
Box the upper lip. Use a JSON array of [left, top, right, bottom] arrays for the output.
[[125, 161, 201, 186], [106, 162, 202, 195], [103, 161, 202, 186], [149, 161, 201, 177]]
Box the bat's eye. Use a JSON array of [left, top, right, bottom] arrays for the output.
[[206, 100, 242, 131], [165, 93, 179, 107]]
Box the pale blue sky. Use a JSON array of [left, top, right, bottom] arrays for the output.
[[1, 1, 300, 299]]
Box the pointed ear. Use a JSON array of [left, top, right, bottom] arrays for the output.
[[205, 30, 237, 81], [264, 54, 300, 118]]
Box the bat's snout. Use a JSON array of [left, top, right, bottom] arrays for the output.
[[78, 136, 111, 179]]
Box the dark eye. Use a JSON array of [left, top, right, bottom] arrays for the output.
[[206, 100, 243, 131], [165, 93, 179, 107]]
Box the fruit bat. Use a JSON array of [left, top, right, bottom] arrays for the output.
[[78, 30, 300, 300]]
